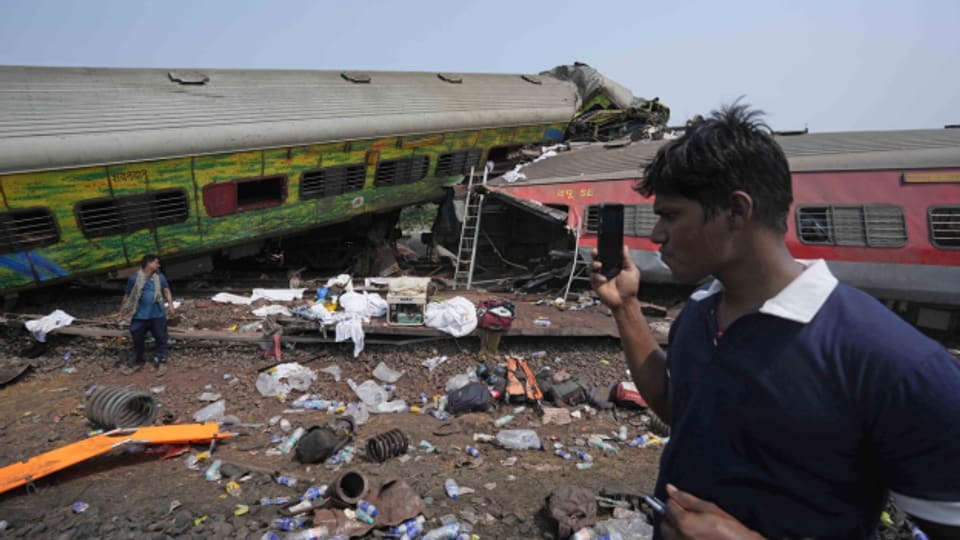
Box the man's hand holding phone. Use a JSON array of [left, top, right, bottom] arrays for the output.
[[590, 204, 639, 310]]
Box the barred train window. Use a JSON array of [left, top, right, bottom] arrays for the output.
[[795, 205, 907, 248], [585, 204, 657, 237], [375, 156, 430, 187], [435, 149, 482, 177], [300, 164, 366, 200], [0, 208, 59, 254], [77, 189, 189, 238], [928, 206, 960, 248]]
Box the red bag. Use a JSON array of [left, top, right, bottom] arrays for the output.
[[612, 382, 648, 409], [476, 300, 516, 331]]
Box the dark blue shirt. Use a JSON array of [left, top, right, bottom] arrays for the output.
[[125, 273, 169, 320], [653, 261, 960, 539]]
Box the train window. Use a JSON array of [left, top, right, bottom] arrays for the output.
[[929, 206, 960, 248], [300, 164, 367, 199], [796, 205, 906, 248], [584, 205, 601, 233], [435, 149, 483, 177], [0, 208, 60, 254], [584, 204, 656, 237], [77, 189, 189, 238], [374, 155, 430, 187], [203, 175, 287, 217]]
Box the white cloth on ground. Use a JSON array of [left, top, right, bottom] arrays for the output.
[[335, 313, 365, 357], [25, 309, 75, 342]]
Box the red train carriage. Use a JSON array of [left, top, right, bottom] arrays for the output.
[[484, 128, 960, 328]]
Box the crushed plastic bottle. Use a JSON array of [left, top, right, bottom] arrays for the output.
[[390, 516, 426, 537], [302, 485, 328, 501], [575, 450, 594, 462], [203, 459, 222, 481], [271, 517, 308, 531], [423, 522, 461, 539], [287, 525, 331, 540], [628, 435, 649, 448], [351, 379, 388, 406], [589, 437, 619, 453], [258, 496, 293, 506], [444, 478, 460, 500], [496, 429, 542, 450], [465, 446, 481, 458], [279, 426, 306, 454], [555, 448, 573, 460], [274, 473, 298, 487], [493, 414, 515, 427]]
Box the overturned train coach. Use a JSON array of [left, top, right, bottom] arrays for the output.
[[480, 128, 960, 332], [0, 64, 667, 295]]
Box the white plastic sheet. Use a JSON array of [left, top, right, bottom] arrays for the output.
[[251, 288, 306, 302], [424, 296, 477, 337], [211, 292, 253, 305], [25, 309, 75, 342], [252, 305, 292, 317]]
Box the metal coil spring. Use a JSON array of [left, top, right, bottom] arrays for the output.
[[365, 428, 409, 462], [86, 386, 157, 429]]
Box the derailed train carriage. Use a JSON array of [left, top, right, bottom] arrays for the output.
[[474, 128, 960, 332], [0, 63, 667, 296]]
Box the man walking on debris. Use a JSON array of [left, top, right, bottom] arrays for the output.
[[118, 254, 175, 376], [591, 103, 960, 539]]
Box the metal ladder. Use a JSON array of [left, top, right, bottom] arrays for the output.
[[562, 215, 592, 301], [453, 166, 488, 290]]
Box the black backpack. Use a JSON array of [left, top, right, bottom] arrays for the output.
[[445, 382, 492, 415], [294, 416, 355, 464]]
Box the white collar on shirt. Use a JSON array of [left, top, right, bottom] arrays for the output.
[[688, 259, 839, 324]]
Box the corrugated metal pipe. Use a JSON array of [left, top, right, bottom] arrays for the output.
[[86, 386, 157, 429]]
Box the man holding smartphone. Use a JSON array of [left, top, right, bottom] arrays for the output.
[[590, 103, 960, 539]]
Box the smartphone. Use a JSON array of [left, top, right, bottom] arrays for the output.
[[597, 203, 624, 278]]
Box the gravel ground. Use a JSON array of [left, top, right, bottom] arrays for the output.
[[0, 281, 930, 539]]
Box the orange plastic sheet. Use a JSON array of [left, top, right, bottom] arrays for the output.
[[0, 422, 232, 495]]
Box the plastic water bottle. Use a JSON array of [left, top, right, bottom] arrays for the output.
[[258, 496, 293, 506], [617, 425, 628, 441], [423, 522, 460, 539], [465, 446, 481, 458], [271, 517, 308, 531], [444, 478, 460, 500], [628, 435, 649, 447], [203, 459, 222, 481], [358, 500, 379, 517], [911, 524, 931, 540], [279, 427, 306, 454], [494, 414, 515, 427], [274, 473, 298, 487], [302, 485, 328, 501], [391, 516, 426, 537], [287, 526, 331, 540], [555, 448, 573, 460], [589, 437, 618, 453], [575, 450, 594, 462]]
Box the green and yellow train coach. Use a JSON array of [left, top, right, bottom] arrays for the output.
[[0, 65, 593, 294]]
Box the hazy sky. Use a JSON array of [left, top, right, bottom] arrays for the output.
[[1, 0, 956, 132]]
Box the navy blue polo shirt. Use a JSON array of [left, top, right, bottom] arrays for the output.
[[653, 260, 960, 538]]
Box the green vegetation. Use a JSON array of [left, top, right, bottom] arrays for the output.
[[399, 203, 438, 234]]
